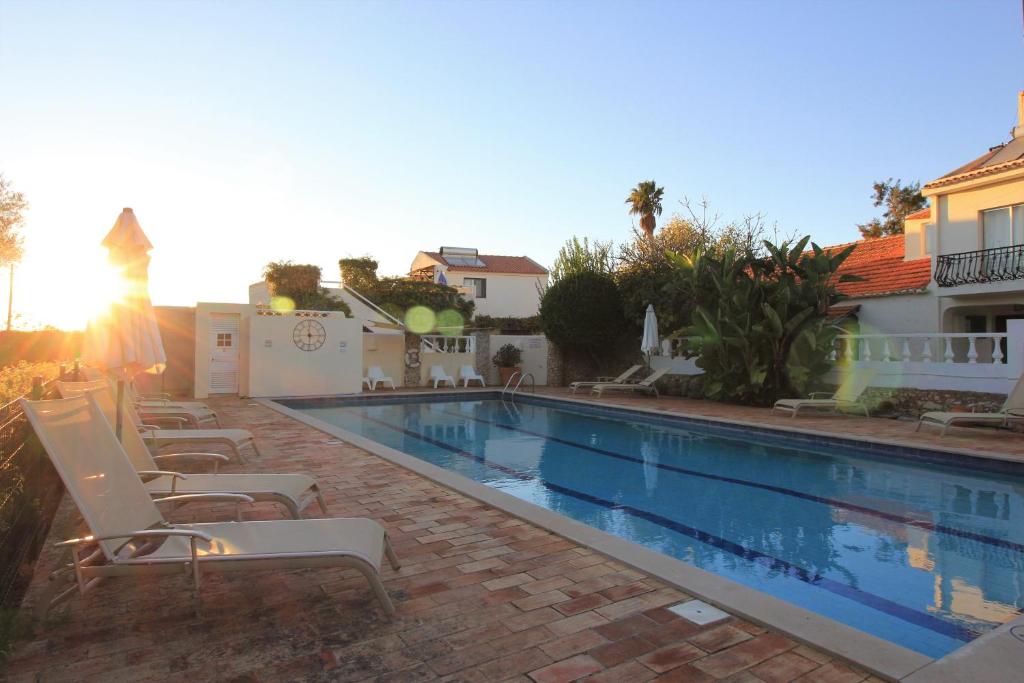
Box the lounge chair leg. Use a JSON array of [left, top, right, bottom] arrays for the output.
[[351, 560, 395, 616], [384, 536, 401, 570], [229, 442, 247, 464], [316, 490, 329, 516]]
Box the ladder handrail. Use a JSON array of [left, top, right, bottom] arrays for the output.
[[501, 371, 522, 396], [509, 372, 535, 399]]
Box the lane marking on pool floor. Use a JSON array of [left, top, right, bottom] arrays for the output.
[[357, 412, 979, 644], [444, 409, 1024, 558]]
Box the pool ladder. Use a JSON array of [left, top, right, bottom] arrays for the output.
[[501, 371, 535, 401]]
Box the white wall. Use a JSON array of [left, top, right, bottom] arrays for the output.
[[448, 272, 547, 317], [932, 173, 1024, 257], [843, 293, 941, 335], [363, 332, 406, 387], [489, 334, 548, 385], [248, 313, 363, 397]]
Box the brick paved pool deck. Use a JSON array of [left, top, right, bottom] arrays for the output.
[[9, 387, 1019, 682]]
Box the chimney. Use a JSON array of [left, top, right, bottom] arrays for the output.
[[1015, 91, 1024, 139]]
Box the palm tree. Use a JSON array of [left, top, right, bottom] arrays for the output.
[[625, 180, 664, 238]]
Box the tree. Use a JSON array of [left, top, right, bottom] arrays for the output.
[[549, 236, 614, 285], [0, 175, 27, 331], [263, 261, 351, 314], [856, 178, 926, 238], [616, 197, 786, 333], [338, 257, 473, 324], [539, 271, 626, 362], [625, 180, 664, 237], [671, 237, 860, 406]]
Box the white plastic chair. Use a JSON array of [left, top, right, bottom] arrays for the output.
[[363, 366, 396, 390], [429, 365, 455, 388], [459, 365, 485, 387]]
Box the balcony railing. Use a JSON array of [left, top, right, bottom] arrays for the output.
[[935, 244, 1024, 287]]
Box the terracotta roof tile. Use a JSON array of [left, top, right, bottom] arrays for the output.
[[820, 234, 932, 298], [904, 208, 931, 220], [423, 252, 548, 275]]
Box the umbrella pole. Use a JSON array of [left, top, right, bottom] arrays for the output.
[[115, 379, 125, 441]]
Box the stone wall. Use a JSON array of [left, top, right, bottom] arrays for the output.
[[473, 332, 490, 377], [403, 332, 422, 387], [856, 386, 1006, 420]]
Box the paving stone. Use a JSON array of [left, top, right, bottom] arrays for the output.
[[750, 651, 820, 682], [636, 643, 705, 673], [528, 654, 604, 683]]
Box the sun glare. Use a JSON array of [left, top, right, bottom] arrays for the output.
[[8, 248, 130, 331]]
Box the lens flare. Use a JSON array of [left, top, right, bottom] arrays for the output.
[[436, 309, 465, 336], [271, 296, 295, 312], [405, 306, 435, 334]]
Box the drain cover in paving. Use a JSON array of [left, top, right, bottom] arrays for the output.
[[668, 600, 729, 625]]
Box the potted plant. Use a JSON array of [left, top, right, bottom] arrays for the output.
[[492, 343, 523, 385]]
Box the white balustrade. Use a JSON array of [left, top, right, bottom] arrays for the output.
[[833, 333, 1007, 365], [420, 335, 475, 354]]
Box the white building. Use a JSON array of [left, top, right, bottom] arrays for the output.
[[827, 91, 1024, 339], [409, 247, 549, 317]]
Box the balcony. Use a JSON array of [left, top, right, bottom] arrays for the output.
[[935, 244, 1024, 287]]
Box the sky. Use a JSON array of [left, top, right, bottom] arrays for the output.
[[0, 0, 1021, 330]]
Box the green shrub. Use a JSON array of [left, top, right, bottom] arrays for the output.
[[0, 361, 62, 405], [263, 261, 351, 315], [338, 257, 380, 293], [672, 237, 858, 405], [492, 343, 523, 368], [539, 272, 627, 358], [473, 315, 542, 334], [338, 258, 473, 329]]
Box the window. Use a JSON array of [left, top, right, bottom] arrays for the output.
[[982, 203, 1024, 249], [216, 333, 233, 348], [463, 277, 486, 298]]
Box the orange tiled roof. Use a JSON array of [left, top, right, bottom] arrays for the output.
[[821, 234, 931, 298], [904, 207, 930, 220], [422, 252, 548, 275]]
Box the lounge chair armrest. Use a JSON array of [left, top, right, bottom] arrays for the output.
[[152, 452, 229, 473], [137, 470, 188, 479], [808, 392, 834, 399], [138, 392, 173, 401], [140, 418, 187, 432], [154, 493, 254, 505], [137, 469, 188, 492], [139, 415, 189, 428], [55, 528, 215, 548]]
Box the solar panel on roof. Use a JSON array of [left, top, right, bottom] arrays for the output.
[[444, 255, 486, 267]]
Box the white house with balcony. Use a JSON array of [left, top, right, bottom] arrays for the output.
[[409, 247, 549, 317], [818, 91, 1024, 395]]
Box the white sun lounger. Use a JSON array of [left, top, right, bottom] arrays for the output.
[[917, 374, 1024, 436], [772, 370, 876, 418], [21, 394, 400, 623], [75, 386, 327, 518], [363, 365, 396, 391], [591, 367, 670, 398], [127, 383, 219, 416], [458, 365, 486, 387], [570, 365, 642, 395], [429, 365, 455, 388], [58, 380, 260, 462]]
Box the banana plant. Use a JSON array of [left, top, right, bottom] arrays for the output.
[[668, 238, 860, 405]]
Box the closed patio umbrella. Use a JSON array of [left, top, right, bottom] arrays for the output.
[[640, 304, 660, 365], [82, 208, 166, 439]]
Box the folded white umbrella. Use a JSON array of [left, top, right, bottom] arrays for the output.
[[641, 304, 660, 362], [82, 208, 166, 438]]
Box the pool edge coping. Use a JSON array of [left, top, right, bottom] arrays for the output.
[[258, 395, 935, 681]]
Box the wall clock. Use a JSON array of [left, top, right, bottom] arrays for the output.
[[293, 319, 327, 351]]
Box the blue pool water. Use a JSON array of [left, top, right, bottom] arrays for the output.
[[284, 395, 1024, 658]]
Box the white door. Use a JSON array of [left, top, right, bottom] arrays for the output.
[[209, 313, 240, 394]]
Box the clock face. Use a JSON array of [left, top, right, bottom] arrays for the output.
[[293, 320, 327, 351]]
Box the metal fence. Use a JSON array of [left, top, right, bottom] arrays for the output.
[[0, 366, 75, 613]]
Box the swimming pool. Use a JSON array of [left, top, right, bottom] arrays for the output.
[[282, 394, 1024, 659]]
